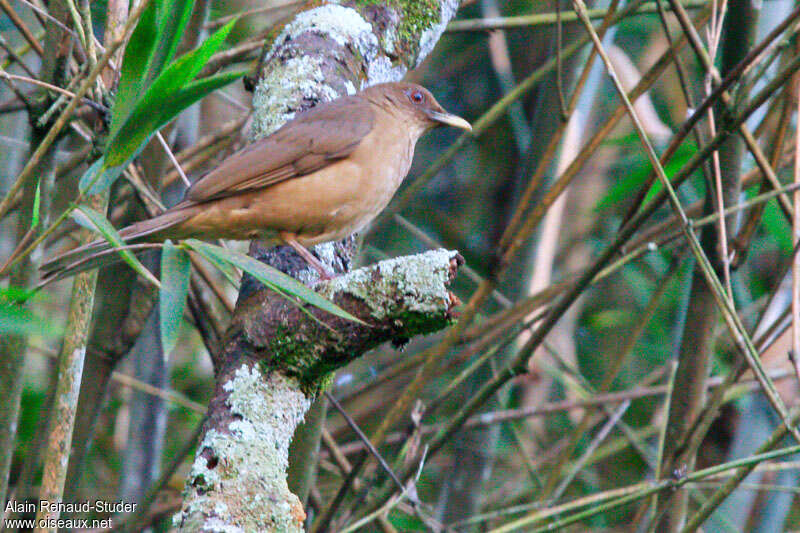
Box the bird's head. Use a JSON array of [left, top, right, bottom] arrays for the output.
[[364, 82, 472, 135]]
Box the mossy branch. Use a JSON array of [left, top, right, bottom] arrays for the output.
[[174, 251, 462, 531], [175, 0, 462, 527]]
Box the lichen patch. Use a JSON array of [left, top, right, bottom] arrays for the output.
[[174, 365, 310, 532], [321, 249, 458, 320], [273, 5, 379, 58], [251, 56, 331, 139]]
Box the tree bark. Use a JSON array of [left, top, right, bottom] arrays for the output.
[[173, 1, 462, 528], [174, 251, 462, 530]]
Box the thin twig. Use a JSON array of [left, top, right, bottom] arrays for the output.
[[491, 427, 800, 532], [325, 392, 412, 503], [204, 0, 303, 30], [0, 70, 107, 112], [446, 0, 708, 31], [329, 367, 793, 457], [155, 131, 192, 188], [14, 0, 81, 43], [371, 7, 800, 518], [393, 214, 512, 308], [620, 4, 800, 228], [0, 34, 36, 77], [28, 343, 205, 413], [792, 81, 800, 387], [551, 400, 631, 500], [33, 3, 152, 526], [679, 408, 800, 532], [0, 0, 44, 55], [555, 0, 568, 118], [572, 0, 800, 444]]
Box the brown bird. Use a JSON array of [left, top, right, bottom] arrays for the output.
[[41, 82, 471, 282]]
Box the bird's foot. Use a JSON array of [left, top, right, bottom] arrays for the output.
[[281, 233, 336, 280], [310, 263, 335, 281]]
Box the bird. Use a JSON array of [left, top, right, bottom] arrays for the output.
[[40, 82, 471, 283]]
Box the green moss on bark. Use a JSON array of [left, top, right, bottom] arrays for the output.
[[347, 0, 442, 61]]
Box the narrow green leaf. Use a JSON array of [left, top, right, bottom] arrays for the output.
[[105, 69, 243, 167], [160, 241, 191, 357], [148, 0, 195, 86], [77, 158, 104, 194], [77, 157, 127, 195], [179, 242, 239, 287], [111, 0, 194, 136], [159, 70, 246, 126], [184, 239, 363, 324], [73, 206, 161, 288], [31, 179, 41, 228], [155, 17, 239, 96], [105, 19, 241, 167], [111, 0, 159, 135], [134, 17, 238, 114]]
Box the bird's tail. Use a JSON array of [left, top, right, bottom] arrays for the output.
[[39, 207, 194, 285]]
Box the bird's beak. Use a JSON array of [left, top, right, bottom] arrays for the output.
[[427, 110, 472, 131]]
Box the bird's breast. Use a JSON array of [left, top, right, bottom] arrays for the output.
[[294, 130, 416, 244]]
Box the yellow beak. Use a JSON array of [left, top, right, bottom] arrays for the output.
[[428, 111, 472, 131]]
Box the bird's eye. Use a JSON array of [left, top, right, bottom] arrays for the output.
[[409, 91, 425, 104]]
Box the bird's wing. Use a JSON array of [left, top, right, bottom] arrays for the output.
[[185, 96, 375, 203]]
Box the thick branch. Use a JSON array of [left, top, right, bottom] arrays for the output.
[[174, 251, 462, 531], [174, 0, 462, 528]]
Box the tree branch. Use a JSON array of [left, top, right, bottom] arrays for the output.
[[174, 251, 462, 530]]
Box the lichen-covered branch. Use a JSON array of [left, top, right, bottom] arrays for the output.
[[174, 251, 462, 531], [249, 0, 459, 140], [161, 0, 467, 527], [172, 0, 462, 529]]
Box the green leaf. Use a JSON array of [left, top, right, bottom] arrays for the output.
[[31, 179, 41, 228], [105, 69, 243, 167], [149, 0, 195, 87], [0, 288, 61, 337], [73, 205, 162, 288], [111, 0, 159, 135], [184, 239, 363, 324], [595, 140, 697, 213], [77, 158, 104, 194], [160, 241, 191, 357], [77, 157, 128, 195], [105, 19, 241, 167], [111, 0, 195, 136], [762, 198, 792, 253], [152, 17, 238, 98], [181, 242, 239, 286]]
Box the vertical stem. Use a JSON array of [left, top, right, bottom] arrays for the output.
[[33, 191, 109, 532], [288, 396, 327, 506], [653, 1, 759, 530], [0, 0, 72, 509], [0, 146, 55, 510], [653, 271, 718, 530], [793, 83, 800, 380], [34, 0, 130, 527]]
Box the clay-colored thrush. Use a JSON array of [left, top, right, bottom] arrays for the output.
[[41, 82, 471, 281]]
